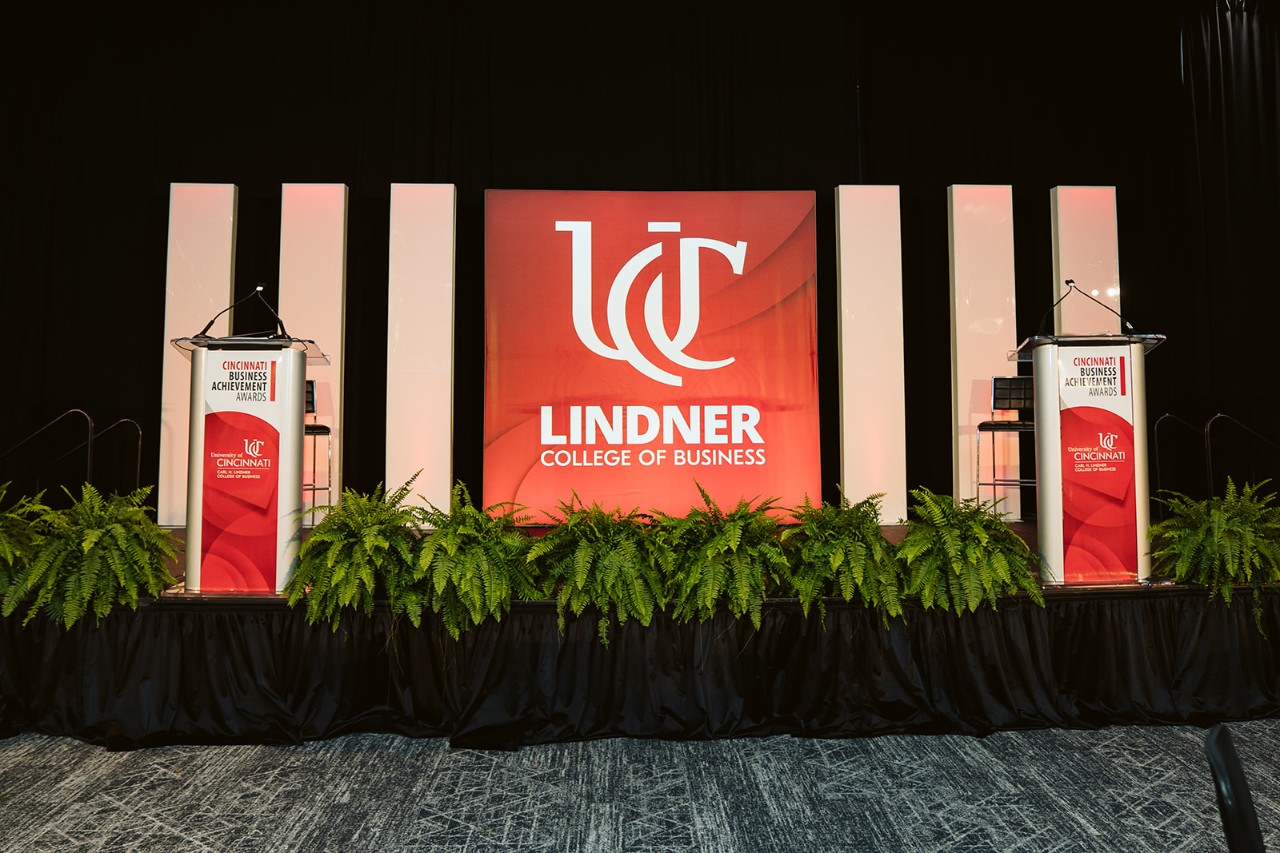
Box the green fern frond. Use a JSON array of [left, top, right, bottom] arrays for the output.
[[655, 485, 783, 627], [284, 473, 423, 632], [1150, 478, 1280, 633], [525, 495, 669, 644], [2, 484, 178, 628], [896, 487, 1041, 616], [0, 485, 48, 590], [400, 480, 530, 639]]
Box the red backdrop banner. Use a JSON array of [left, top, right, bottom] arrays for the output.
[[484, 190, 821, 522]]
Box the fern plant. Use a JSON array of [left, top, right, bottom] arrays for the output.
[[525, 495, 672, 645], [896, 487, 1045, 615], [1, 484, 178, 628], [0, 483, 47, 601], [408, 482, 534, 640], [780, 490, 904, 624], [1148, 478, 1280, 631], [653, 484, 789, 629], [284, 474, 423, 631]]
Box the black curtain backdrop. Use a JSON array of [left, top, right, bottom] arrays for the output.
[[1, 2, 1276, 508]]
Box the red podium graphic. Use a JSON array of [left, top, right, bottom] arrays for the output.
[[199, 409, 281, 592], [483, 190, 822, 522], [1018, 334, 1164, 584]]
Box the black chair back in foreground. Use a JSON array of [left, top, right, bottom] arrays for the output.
[[1206, 723, 1266, 853]]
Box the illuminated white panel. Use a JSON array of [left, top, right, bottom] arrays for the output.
[[277, 184, 348, 509], [158, 183, 237, 527], [947, 185, 1020, 515], [386, 184, 457, 511], [1051, 186, 1121, 334], [834, 186, 907, 522]]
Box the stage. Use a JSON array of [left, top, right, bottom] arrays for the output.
[[2, 583, 1276, 751]]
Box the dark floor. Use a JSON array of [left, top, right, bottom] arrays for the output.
[[0, 717, 1272, 852]]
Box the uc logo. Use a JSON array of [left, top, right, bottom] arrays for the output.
[[1098, 432, 1118, 451], [244, 438, 266, 458], [556, 220, 746, 386]]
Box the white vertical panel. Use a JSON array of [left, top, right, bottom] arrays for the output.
[[158, 183, 238, 528], [277, 184, 348, 508], [834, 186, 907, 522], [947, 185, 1020, 515], [1051, 186, 1121, 334], [386, 184, 457, 511]]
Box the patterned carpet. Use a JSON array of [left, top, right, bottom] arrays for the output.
[[0, 719, 1273, 852]]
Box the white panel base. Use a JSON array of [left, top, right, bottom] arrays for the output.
[[159, 184, 238, 528], [386, 184, 458, 512], [947, 185, 1020, 516], [834, 186, 907, 522], [1051, 187, 1122, 335], [277, 184, 348, 512]]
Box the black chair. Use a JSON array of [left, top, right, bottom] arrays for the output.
[[303, 380, 332, 514], [975, 375, 1036, 507], [1206, 723, 1266, 853]]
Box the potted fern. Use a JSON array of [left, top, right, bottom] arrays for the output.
[[1148, 478, 1280, 631], [896, 486, 1045, 615], [525, 495, 672, 645], [1, 484, 178, 629], [407, 482, 535, 640], [653, 484, 789, 629], [0, 483, 47, 605], [284, 474, 423, 631], [781, 490, 904, 624]]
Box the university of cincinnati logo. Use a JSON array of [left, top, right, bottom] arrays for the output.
[[244, 438, 266, 458], [556, 220, 746, 387], [1070, 431, 1126, 463]]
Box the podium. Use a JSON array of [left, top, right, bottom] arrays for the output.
[[171, 335, 327, 593], [1014, 334, 1165, 585]]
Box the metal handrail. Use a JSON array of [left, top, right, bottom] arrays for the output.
[[1152, 412, 1207, 501], [104, 419, 143, 492], [1205, 413, 1280, 495], [0, 409, 95, 485], [42, 418, 143, 492]]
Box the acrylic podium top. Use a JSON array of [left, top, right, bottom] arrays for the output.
[[170, 335, 330, 365], [1009, 333, 1166, 362]]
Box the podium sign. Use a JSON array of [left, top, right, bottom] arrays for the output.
[[173, 338, 308, 593], [1021, 334, 1164, 585]]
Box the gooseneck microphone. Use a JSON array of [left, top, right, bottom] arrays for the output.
[[1036, 279, 1135, 335], [1067, 279, 1135, 332], [257, 288, 291, 339], [1036, 281, 1075, 335], [194, 285, 290, 339]]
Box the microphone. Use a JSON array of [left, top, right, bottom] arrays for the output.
[[1064, 278, 1135, 332], [1037, 279, 1135, 335], [193, 285, 291, 339], [255, 287, 291, 339], [1036, 282, 1075, 335]]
